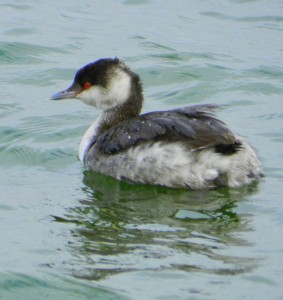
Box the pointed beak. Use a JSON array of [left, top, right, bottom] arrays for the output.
[[49, 82, 82, 100]]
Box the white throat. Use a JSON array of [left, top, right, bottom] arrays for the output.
[[78, 110, 116, 161], [79, 116, 101, 161]]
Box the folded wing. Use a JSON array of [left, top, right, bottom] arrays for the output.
[[89, 104, 237, 155]]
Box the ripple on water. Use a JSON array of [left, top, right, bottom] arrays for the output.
[[0, 113, 83, 170], [0, 41, 67, 65], [0, 145, 75, 170], [0, 103, 22, 119], [0, 273, 126, 300], [202, 11, 283, 28]]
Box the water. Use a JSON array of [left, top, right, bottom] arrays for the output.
[[1, 0, 283, 299]]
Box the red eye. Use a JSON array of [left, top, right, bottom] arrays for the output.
[[83, 82, 91, 90]]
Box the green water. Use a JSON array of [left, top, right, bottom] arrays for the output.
[[1, 1, 283, 299]]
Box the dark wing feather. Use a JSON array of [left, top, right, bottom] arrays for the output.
[[92, 104, 237, 155], [95, 118, 166, 154]]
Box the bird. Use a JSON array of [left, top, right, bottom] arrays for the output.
[[49, 58, 262, 189]]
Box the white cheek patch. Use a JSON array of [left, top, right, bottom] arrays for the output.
[[77, 69, 131, 110], [108, 69, 131, 105], [78, 86, 110, 109]]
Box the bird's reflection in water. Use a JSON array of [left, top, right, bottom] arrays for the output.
[[54, 170, 260, 280]]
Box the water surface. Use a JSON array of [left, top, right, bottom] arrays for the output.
[[1, 1, 283, 299]]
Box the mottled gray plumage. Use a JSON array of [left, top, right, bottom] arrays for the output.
[[50, 58, 262, 189]]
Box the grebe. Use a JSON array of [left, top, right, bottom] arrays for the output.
[[50, 58, 262, 189]]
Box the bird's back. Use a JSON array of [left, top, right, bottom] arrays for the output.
[[84, 105, 262, 189]]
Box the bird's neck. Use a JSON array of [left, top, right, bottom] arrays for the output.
[[79, 90, 143, 161], [97, 106, 139, 135], [96, 81, 144, 135]]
